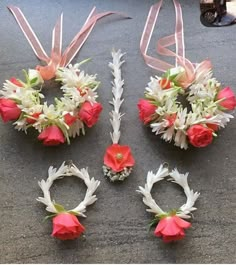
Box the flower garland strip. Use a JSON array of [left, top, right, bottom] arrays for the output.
[[138, 0, 236, 149], [0, 65, 102, 146], [37, 161, 100, 240], [137, 164, 200, 243], [103, 50, 135, 181]]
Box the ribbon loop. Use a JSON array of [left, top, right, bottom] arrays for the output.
[[140, 0, 212, 87], [8, 5, 129, 80]]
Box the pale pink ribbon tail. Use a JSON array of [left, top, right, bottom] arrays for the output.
[[8, 5, 50, 63], [8, 5, 130, 80], [140, 0, 174, 72], [61, 9, 130, 67], [140, 0, 211, 88]]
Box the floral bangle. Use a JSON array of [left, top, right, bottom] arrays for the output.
[[0, 64, 102, 146], [103, 49, 135, 181], [37, 161, 100, 240], [137, 164, 200, 243]]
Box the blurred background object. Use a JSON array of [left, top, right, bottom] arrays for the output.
[[200, 0, 236, 26]]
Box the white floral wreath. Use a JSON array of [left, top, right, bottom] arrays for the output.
[[37, 161, 100, 217], [0, 61, 102, 146], [137, 164, 200, 243], [37, 161, 100, 240], [138, 67, 236, 149]]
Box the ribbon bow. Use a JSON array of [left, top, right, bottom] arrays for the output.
[[8, 6, 128, 80], [140, 0, 212, 88]]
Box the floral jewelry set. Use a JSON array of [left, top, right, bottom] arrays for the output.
[[0, 0, 235, 243]]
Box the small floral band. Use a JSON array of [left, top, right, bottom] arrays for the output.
[[137, 164, 200, 243], [37, 161, 100, 240]]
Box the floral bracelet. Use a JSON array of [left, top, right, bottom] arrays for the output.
[[37, 161, 100, 240], [137, 164, 200, 243]]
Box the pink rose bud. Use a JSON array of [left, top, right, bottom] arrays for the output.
[[64, 113, 77, 126], [78, 101, 103, 128], [10, 77, 23, 87], [165, 113, 177, 127], [0, 98, 21, 122], [217, 87, 236, 110], [159, 78, 172, 89], [38, 125, 65, 146], [187, 124, 213, 148], [52, 213, 85, 240], [36, 64, 56, 81], [137, 99, 157, 124], [154, 215, 191, 243], [205, 115, 218, 132], [26, 112, 41, 124]]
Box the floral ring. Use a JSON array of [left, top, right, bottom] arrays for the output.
[[137, 164, 200, 243], [0, 61, 103, 146], [138, 67, 236, 149], [37, 161, 100, 240]]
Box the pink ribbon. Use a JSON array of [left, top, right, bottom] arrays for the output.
[[8, 6, 129, 80], [140, 0, 212, 88]]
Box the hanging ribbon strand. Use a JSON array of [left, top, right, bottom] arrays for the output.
[[140, 0, 212, 88], [8, 5, 129, 80]]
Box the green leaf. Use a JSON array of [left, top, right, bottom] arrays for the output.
[[43, 213, 57, 222], [169, 73, 179, 81], [56, 122, 70, 144], [77, 57, 92, 67], [148, 217, 159, 231], [68, 211, 79, 216], [54, 203, 66, 213], [22, 69, 29, 84], [30, 77, 38, 85], [162, 69, 170, 78]]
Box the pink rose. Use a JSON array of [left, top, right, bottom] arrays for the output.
[[154, 215, 191, 243], [52, 213, 85, 240], [104, 144, 135, 172], [78, 102, 103, 127], [137, 99, 157, 124], [38, 125, 65, 146], [217, 87, 236, 110], [187, 124, 213, 147], [0, 98, 21, 122]]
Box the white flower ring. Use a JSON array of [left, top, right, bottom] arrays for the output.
[[137, 164, 200, 219], [37, 161, 100, 217], [138, 66, 235, 149], [137, 164, 200, 242], [0, 61, 102, 146]]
